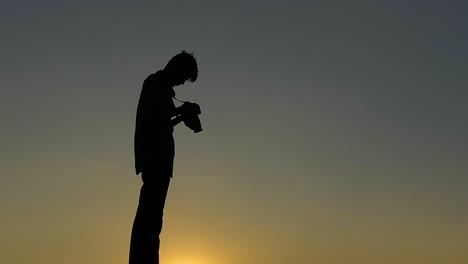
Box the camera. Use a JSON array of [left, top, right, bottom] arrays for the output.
[[181, 102, 202, 133]]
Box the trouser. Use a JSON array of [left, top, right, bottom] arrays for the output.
[[129, 172, 171, 264]]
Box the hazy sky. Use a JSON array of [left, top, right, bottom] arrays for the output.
[[1, 1, 467, 264]]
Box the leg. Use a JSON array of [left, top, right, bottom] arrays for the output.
[[129, 173, 171, 264]]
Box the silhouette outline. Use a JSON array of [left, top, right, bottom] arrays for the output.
[[129, 51, 201, 264]]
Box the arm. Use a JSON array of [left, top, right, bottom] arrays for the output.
[[171, 115, 184, 127], [169, 104, 185, 127], [170, 102, 201, 129]]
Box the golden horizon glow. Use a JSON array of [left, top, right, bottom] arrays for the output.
[[166, 255, 215, 264], [160, 243, 221, 264]]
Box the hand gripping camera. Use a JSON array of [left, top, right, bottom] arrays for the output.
[[175, 98, 202, 133], [182, 102, 202, 133]]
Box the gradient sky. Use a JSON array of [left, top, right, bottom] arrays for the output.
[[1, 1, 468, 264]]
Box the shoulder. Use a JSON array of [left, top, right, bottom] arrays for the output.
[[143, 72, 160, 87]]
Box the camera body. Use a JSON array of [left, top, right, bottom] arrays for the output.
[[181, 102, 202, 133]]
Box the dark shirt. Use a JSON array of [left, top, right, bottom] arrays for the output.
[[134, 71, 176, 175]]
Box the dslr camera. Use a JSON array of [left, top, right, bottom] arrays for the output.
[[180, 102, 202, 133]]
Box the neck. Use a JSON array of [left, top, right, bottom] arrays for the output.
[[160, 69, 176, 86]]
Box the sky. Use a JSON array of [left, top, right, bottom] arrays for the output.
[[1, 1, 467, 263]]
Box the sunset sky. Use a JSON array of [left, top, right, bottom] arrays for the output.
[[1, 1, 467, 264]]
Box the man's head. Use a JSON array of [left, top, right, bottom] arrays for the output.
[[163, 50, 198, 86]]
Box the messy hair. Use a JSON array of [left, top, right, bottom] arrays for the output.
[[165, 50, 198, 82]]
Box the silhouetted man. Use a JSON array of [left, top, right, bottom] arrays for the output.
[[130, 51, 200, 264]]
